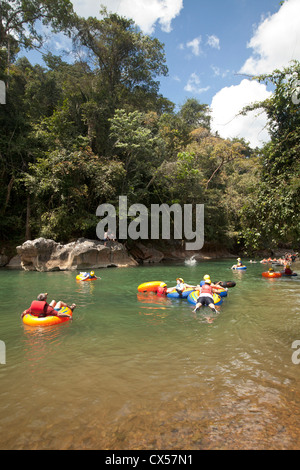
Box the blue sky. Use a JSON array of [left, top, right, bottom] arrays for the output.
[[22, 0, 300, 148], [155, 0, 280, 105]]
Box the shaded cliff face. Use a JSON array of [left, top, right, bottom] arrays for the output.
[[16, 238, 138, 271]]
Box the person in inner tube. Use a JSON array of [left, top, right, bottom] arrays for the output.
[[21, 293, 75, 318], [193, 279, 218, 314], [231, 257, 243, 269], [199, 274, 226, 293], [166, 278, 194, 295], [284, 264, 293, 275]]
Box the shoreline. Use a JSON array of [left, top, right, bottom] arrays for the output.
[[0, 237, 298, 271]]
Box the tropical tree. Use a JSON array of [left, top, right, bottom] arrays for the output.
[[240, 61, 300, 251], [73, 8, 170, 154], [178, 98, 211, 131], [0, 0, 76, 74]]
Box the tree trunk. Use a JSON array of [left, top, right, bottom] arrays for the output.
[[1, 175, 14, 215], [25, 196, 31, 240]]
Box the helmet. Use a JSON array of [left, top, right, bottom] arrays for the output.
[[176, 277, 184, 283], [269, 268, 274, 272], [237, 258, 241, 261], [90, 271, 95, 277], [203, 274, 210, 280], [205, 279, 211, 284]]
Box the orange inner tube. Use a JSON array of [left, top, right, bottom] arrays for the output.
[[138, 281, 166, 293], [262, 272, 282, 278]]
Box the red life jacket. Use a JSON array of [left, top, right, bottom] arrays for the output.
[[157, 285, 167, 295], [200, 284, 213, 295], [29, 300, 47, 317]]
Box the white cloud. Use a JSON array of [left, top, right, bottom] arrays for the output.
[[71, 0, 183, 34], [210, 0, 300, 149], [206, 35, 220, 50], [211, 65, 230, 78], [184, 73, 210, 95], [240, 0, 300, 75], [210, 79, 272, 148], [186, 36, 202, 56]]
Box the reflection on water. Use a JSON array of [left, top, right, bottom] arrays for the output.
[[0, 261, 299, 449], [22, 323, 71, 374]]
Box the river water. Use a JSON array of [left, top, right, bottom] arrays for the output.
[[0, 259, 299, 450]]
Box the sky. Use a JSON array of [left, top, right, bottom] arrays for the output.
[[25, 0, 300, 148]]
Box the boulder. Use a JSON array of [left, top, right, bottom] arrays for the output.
[[128, 242, 164, 264], [16, 238, 138, 271], [6, 255, 22, 269]]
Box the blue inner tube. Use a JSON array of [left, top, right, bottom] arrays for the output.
[[167, 288, 194, 299], [216, 289, 227, 297], [235, 266, 247, 270]]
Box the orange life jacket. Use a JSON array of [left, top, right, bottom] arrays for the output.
[[200, 284, 213, 295]]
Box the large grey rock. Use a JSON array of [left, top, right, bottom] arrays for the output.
[[16, 238, 138, 271]]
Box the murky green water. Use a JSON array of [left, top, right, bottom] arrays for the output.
[[0, 259, 299, 450]]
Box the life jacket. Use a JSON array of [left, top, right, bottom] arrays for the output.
[[157, 285, 167, 295], [200, 284, 213, 296], [29, 300, 47, 317]]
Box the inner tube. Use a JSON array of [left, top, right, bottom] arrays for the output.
[[199, 282, 228, 296], [218, 281, 236, 288], [280, 272, 298, 276], [213, 287, 227, 297], [187, 291, 222, 306], [22, 306, 73, 327], [167, 288, 194, 299], [233, 266, 247, 270], [138, 281, 166, 293], [262, 272, 282, 278], [76, 273, 97, 281]]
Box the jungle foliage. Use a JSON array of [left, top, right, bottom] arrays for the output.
[[0, 5, 299, 253]]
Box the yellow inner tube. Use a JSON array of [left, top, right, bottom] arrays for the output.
[[22, 306, 73, 327]]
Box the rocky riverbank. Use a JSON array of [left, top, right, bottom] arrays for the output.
[[7, 238, 138, 271], [0, 238, 236, 271]]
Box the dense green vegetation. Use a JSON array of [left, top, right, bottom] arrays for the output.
[[0, 2, 299, 254]]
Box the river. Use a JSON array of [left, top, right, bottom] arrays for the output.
[[0, 259, 299, 450]]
